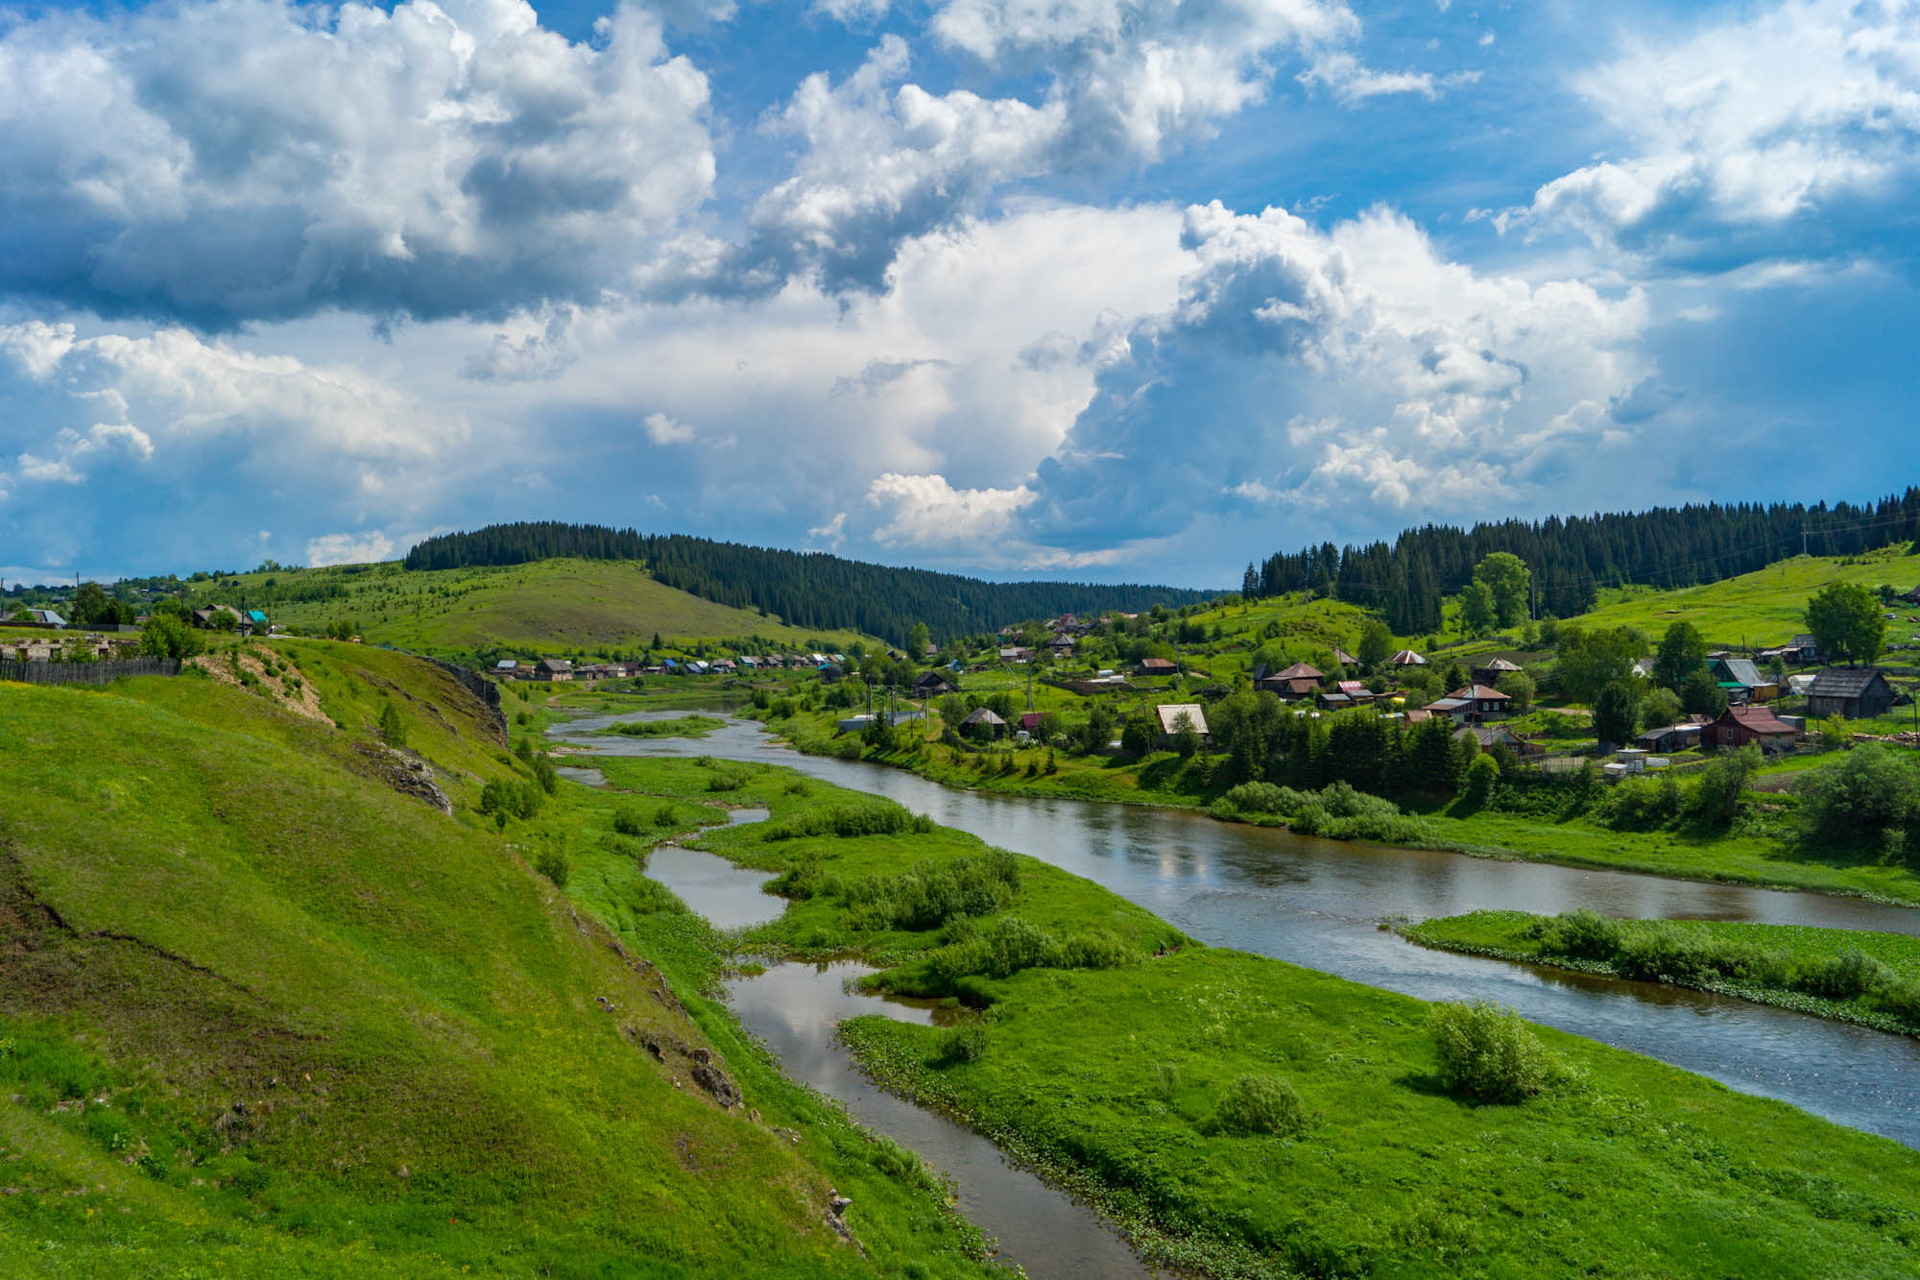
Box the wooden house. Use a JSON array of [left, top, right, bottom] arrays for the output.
[[1137, 657, 1179, 677], [1256, 662, 1322, 698], [1806, 667, 1899, 720], [1154, 703, 1211, 746], [1701, 705, 1799, 751], [914, 671, 956, 698], [534, 657, 574, 683], [959, 707, 1007, 739], [1389, 649, 1427, 668]]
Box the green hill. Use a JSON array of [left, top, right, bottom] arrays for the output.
[[0, 647, 993, 1278], [1567, 545, 1920, 649], [193, 558, 868, 656]]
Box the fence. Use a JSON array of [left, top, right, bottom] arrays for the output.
[[0, 658, 181, 685]]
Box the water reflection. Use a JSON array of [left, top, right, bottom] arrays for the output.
[[641, 845, 1158, 1279], [561, 711, 1920, 1148]]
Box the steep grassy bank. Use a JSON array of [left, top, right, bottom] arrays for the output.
[[564, 746, 1920, 1279], [0, 651, 1001, 1278], [1406, 910, 1920, 1036]]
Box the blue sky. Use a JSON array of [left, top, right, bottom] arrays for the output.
[[1, 0, 1915, 588]]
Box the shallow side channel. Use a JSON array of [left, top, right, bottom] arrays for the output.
[[558, 711, 1920, 1149], [646, 844, 1158, 1280]]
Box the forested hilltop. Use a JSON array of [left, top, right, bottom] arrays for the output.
[[403, 523, 1212, 643], [1247, 492, 1920, 633]]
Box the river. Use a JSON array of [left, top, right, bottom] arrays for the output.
[[556, 712, 1920, 1152]]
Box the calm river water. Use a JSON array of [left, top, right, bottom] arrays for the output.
[[558, 712, 1920, 1197]]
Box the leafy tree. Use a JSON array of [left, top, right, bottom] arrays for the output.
[[378, 700, 407, 748], [1473, 552, 1532, 628], [1357, 620, 1393, 670], [1818, 714, 1853, 749], [1805, 582, 1887, 665], [1557, 625, 1648, 706], [1120, 715, 1156, 756], [907, 621, 931, 656], [1652, 621, 1709, 690], [1461, 754, 1499, 809], [1639, 687, 1683, 733], [1459, 581, 1496, 637], [1170, 711, 1201, 759], [138, 614, 205, 661], [1690, 746, 1761, 826], [1592, 681, 1638, 748], [1680, 668, 1729, 718], [1794, 744, 1918, 848], [1493, 670, 1535, 713], [70, 581, 112, 626]]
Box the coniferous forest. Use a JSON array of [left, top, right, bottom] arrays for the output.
[[403, 522, 1211, 643], [1243, 491, 1920, 634]]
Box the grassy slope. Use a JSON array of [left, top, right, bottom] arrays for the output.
[[587, 750, 1920, 1278], [0, 651, 997, 1279], [1571, 545, 1920, 649], [1405, 910, 1920, 1036], [211, 558, 865, 654]]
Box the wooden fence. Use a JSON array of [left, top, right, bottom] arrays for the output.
[[0, 658, 181, 685]]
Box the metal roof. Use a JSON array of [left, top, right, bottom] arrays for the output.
[[1807, 666, 1894, 698]]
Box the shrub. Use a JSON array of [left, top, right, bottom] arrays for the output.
[[1059, 928, 1138, 970], [654, 804, 680, 829], [767, 801, 933, 841], [1215, 1074, 1310, 1137], [533, 847, 571, 890], [707, 763, 755, 791], [1689, 745, 1761, 826], [841, 850, 1022, 931], [936, 1023, 990, 1064], [986, 916, 1057, 977], [1428, 1001, 1553, 1102], [1461, 755, 1498, 808], [479, 778, 543, 822], [1794, 743, 1919, 849], [1612, 923, 1721, 985], [1799, 948, 1894, 1000], [1533, 908, 1625, 961], [532, 753, 559, 796], [613, 807, 646, 837]]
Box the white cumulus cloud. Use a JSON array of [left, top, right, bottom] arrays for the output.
[[0, 0, 715, 324]]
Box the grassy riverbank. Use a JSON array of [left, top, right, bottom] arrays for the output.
[[557, 747, 1920, 1278], [1406, 910, 1920, 1037], [737, 695, 1920, 906], [0, 652, 1003, 1279]]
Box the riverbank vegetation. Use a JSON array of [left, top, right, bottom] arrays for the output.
[[602, 712, 726, 738], [0, 649, 1007, 1279], [1406, 910, 1920, 1037], [560, 748, 1920, 1278]]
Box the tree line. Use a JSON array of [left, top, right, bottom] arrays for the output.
[[402, 522, 1212, 645], [1242, 492, 1920, 634]]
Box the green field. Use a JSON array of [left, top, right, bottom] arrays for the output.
[[0, 651, 998, 1278], [1572, 546, 1920, 649], [193, 557, 867, 656], [1406, 910, 1920, 1036], [587, 750, 1920, 1278]]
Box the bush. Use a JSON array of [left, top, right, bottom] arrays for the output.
[[1799, 948, 1894, 1000], [1794, 743, 1920, 849], [841, 850, 1022, 931], [138, 614, 205, 661], [986, 916, 1058, 977], [1428, 1001, 1553, 1102], [1059, 928, 1138, 969], [1461, 755, 1498, 809], [533, 847, 571, 889], [1533, 908, 1624, 961], [1689, 745, 1761, 826], [1287, 781, 1436, 843], [936, 1023, 990, 1064], [1215, 1074, 1310, 1137], [480, 777, 543, 822], [767, 801, 934, 841], [1221, 781, 1295, 815], [612, 806, 646, 837]]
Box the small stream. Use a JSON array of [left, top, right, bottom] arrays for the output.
[[558, 710, 1920, 1150], [646, 844, 1158, 1279]]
